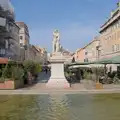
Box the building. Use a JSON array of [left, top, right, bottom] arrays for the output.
[[16, 22, 30, 61], [74, 37, 100, 63], [99, 2, 120, 59], [61, 49, 73, 62], [28, 45, 48, 64], [84, 37, 100, 62], [74, 48, 85, 62], [0, 0, 20, 61], [28, 45, 39, 62], [16, 22, 30, 48]]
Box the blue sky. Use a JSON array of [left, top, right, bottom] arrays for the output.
[[12, 0, 117, 52]]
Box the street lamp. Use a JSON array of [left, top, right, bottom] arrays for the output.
[[96, 46, 100, 61]]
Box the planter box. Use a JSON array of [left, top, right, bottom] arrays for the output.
[[0, 79, 24, 90]]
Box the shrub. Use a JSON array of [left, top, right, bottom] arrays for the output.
[[83, 67, 105, 82], [91, 67, 105, 76], [11, 66, 24, 81], [23, 60, 35, 73], [23, 60, 42, 76], [33, 63, 42, 75], [84, 71, 92, 80]]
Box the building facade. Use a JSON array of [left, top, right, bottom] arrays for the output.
[[84, 37, 100, 62], [16, 22, 30, 61], [74, 48, 85, 62], [28, 45, 48, 64], [99, 2, 120, 59], [74, 37, 100, 63], [16, 22, 30, 47], [0, 0, 20, 61]]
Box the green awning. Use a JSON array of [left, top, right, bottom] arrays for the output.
[[94, 55, 120, 64], [66, 61, 92, 66], [67, 55, 120, 66]]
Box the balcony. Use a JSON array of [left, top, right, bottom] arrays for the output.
[[0, 31, 14, 39]]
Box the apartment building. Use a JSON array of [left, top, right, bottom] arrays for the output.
[[84, 37, 100, 62], [100, 2, 120, 59], [74, 36, 100, 63], [74, 48, 85, 62], [16, 22, 30, 61], [0, 0, 20, 61]]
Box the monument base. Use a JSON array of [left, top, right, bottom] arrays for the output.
[[46, 52, 70, 89]]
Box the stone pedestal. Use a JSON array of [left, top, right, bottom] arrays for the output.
[[46, 52, 70, 89]]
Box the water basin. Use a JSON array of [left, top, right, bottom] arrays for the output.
[[0, 94, 120, 120]]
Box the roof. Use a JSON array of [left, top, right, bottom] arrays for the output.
[[16, 22, 29, 30], [83, 37, 100, 49], [76, 48, 84, 52], [100, 2, 120, 32]]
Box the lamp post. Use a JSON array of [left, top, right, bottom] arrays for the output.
[[96, 46, 100, 83], [95, 45, 103, 89], [96, 46, 100, 61]]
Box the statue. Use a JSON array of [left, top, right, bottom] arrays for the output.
[[52, 29, 61, 53]]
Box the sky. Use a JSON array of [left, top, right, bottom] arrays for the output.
[[11, 0, 118, 52]]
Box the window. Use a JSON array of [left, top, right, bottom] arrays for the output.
[[116, 44, 120, 51], [114, 33, 116, 40], [84, 58, 89, 62], [117, 32, 119, 39], [119, 31, 120, 38], [0, 48, 5, 55], [20, 36, 23, 40], [85, 51, 88, 55], [109, 36, 112, 41], [112, 45, 115, 52], [20, 43, 24, 47], [118, 20, 120, 27]]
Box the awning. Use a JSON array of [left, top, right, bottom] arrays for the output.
[[69, 65, 91, 69], [93, 55, 120, 64], [0, 58, 8, 64], [66, 62, 91, 66]]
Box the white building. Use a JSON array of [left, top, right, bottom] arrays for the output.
[[16, 22, 30, 61]]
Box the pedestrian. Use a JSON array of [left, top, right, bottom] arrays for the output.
[[45, 68, 48, 74]]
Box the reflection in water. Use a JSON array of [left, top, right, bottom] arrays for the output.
[[0, 94, 120, 120], [47, 94, 70, 120]]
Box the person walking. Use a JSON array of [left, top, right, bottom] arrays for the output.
[[45, 68, 48, 74]]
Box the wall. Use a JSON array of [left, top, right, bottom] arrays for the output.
[[100, 19, 120, 59], [84, 39, 100, 62], [76, 48, 85, 62]]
